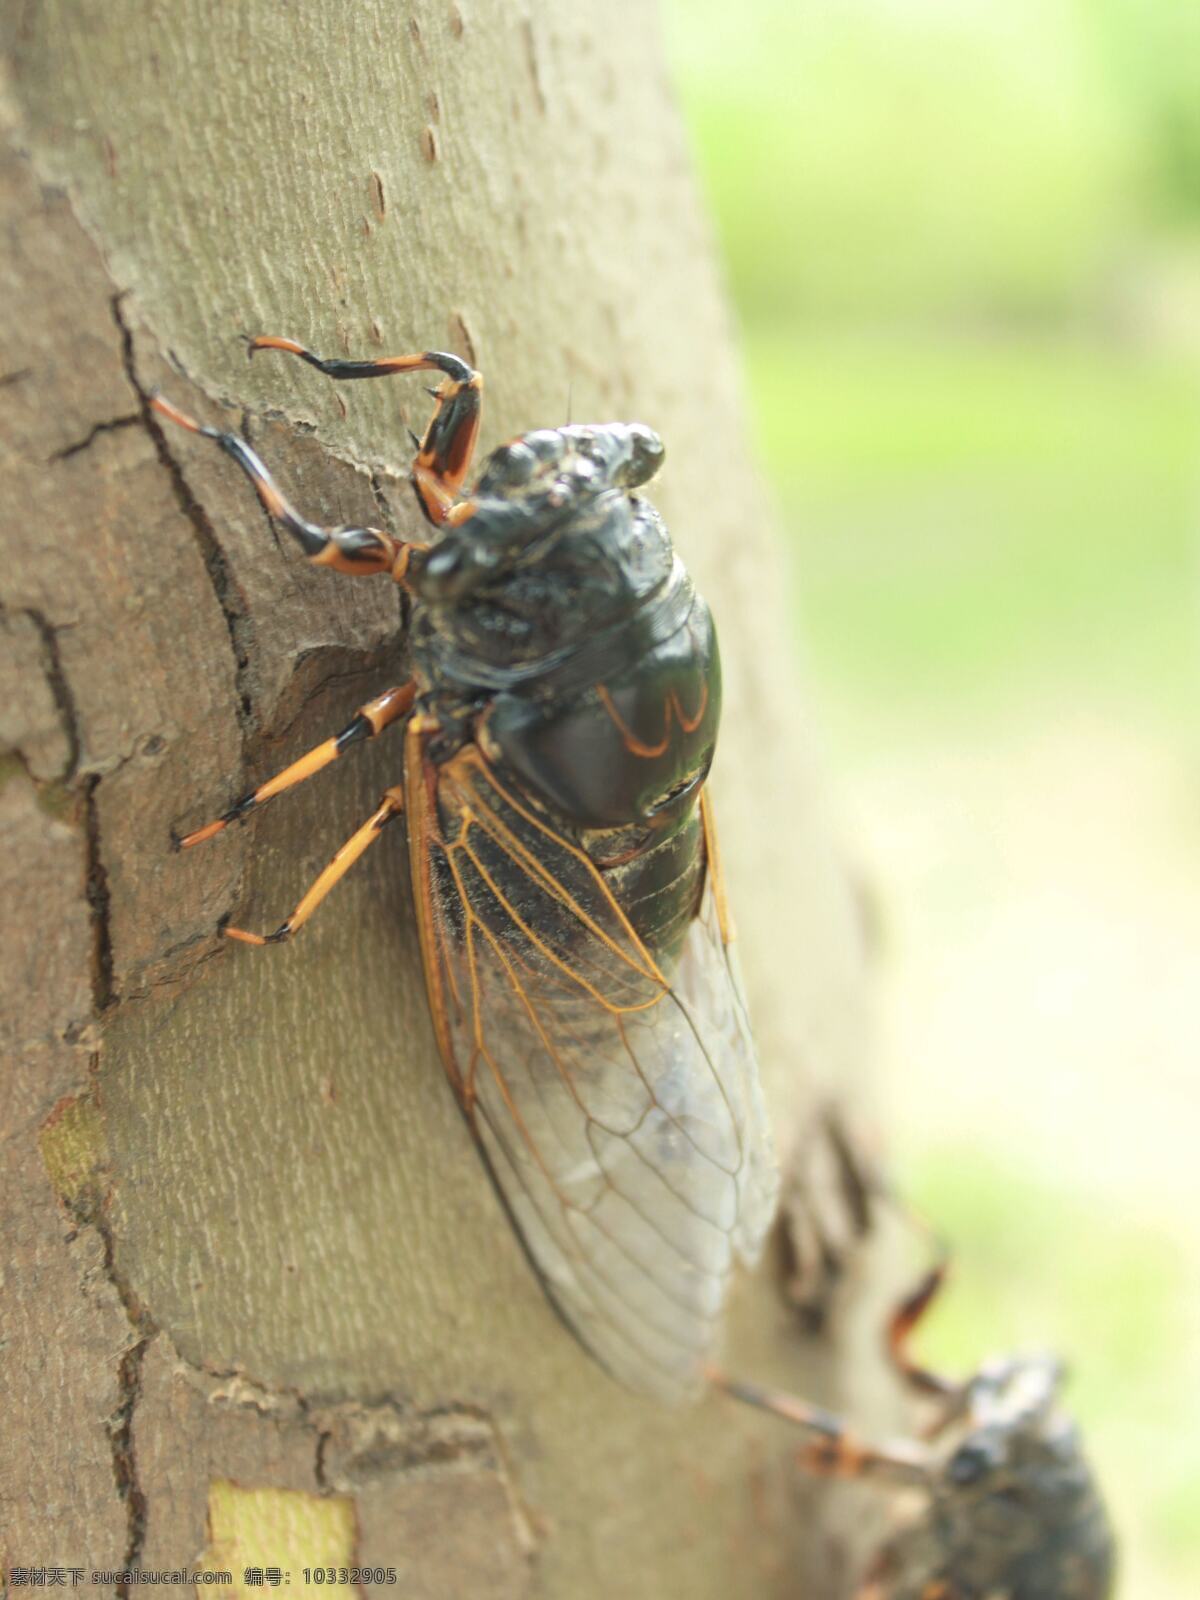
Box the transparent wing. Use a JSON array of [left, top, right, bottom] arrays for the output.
[[408, 743, 777, 1402]]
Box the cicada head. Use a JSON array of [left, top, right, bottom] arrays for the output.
[[407, 423, 677, 678], [474, 420, 665, 504]]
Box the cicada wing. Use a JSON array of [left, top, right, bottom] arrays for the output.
[[681, 795, 779, 1266], [407, 740, 777, 1402]]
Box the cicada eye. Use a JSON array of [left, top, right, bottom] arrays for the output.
[[489, 441, 537, 487], [522, 429, 566, 463], [948, 1437, 1004, 1486], [622, 424, 665, 488]]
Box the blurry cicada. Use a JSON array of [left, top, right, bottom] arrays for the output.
[[713, 1262, 1116, 1598], [155, 336, 778, 1402]]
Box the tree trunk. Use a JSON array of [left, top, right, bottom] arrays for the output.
[[1, 4, 879, 1594]]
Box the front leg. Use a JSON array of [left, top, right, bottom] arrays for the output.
[[247, 336, 483, 528], [150, 395, 418, 578]]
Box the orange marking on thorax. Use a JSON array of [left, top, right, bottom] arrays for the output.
[[596, 685, 670, 758], [595, 680, 709, 760], [672, 680, 708, 734]]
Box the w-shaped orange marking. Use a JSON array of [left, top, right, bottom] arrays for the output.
[[595, 681, 709, 759]]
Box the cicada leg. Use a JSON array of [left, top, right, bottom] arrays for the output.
[[706, 1369, 934, 1488], [179, 681, 417, 848], [712, 1244, 987, 1600], [709, 1243, 960, 1481], [224, 786, 406, 946], [887, 1260, 959, 1404], [883, 1254, 985, 1446], [855, 1554, 958, 1600], [150, 395, 419, 578], [246, 336, 482, 528]]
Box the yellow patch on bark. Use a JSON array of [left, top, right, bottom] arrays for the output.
[[38, 1092, 107, 1213], [200, 1480, 358, 1598]]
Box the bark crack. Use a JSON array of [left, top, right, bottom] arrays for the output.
[[110, 294, 256, 734], [22, 607, 83, 778], [13, 606, 117, 1010], [109, 1335, 151, 1594], [91, 1197, 155, 1590], [82, 773, 116, 1012], [313, 1427, 332, 1492], [58, 1113, 159, 1589], [49, 412, 141, 462]]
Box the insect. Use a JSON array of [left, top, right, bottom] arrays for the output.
[[154, 334, 778, 1402], [711, 1262, 1116, 1598]]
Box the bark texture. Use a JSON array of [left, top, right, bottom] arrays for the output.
[[1, 4, 882, 1594]]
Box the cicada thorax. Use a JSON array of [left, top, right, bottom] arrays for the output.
[[482, 592, 720, 962], [410, 423, 723, 971], [418, 568, 721, 985]]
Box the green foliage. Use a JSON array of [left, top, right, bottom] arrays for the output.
[[750, 334, 1200, 718], [666, 2, 1200, 1590], [665, 0, 1200, 324], [1089, 0, 1200, 225]]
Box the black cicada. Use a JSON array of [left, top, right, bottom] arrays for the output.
[[155, 336, 778, 1402], [713, 1264, 1116, 1598]]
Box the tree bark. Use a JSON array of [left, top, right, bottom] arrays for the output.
[[1, 4, 879, 1594]]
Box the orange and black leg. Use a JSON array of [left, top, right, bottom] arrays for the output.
[[246, 336, 482, 527], [707, 1369, 933, 1488], [150, 395, 411, 577], [886, 1258, 961, 1405], [180, 681, 417, 849], [225, 785, 406, 946]]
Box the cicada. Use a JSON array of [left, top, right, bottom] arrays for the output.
[[154, 336, 778, 1402], [713, 1263, 1116, 1598]]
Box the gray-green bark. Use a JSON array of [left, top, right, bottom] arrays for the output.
[[1, 4, 883, 1594]]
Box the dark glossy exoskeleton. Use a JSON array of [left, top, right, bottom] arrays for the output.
[[155, 336, 777, 1402], [866, 1352, 1116, 1600], [713, 1265, 1116, 1598]]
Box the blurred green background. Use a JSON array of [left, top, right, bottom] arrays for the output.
[[664, 2, 1200, 1594]]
